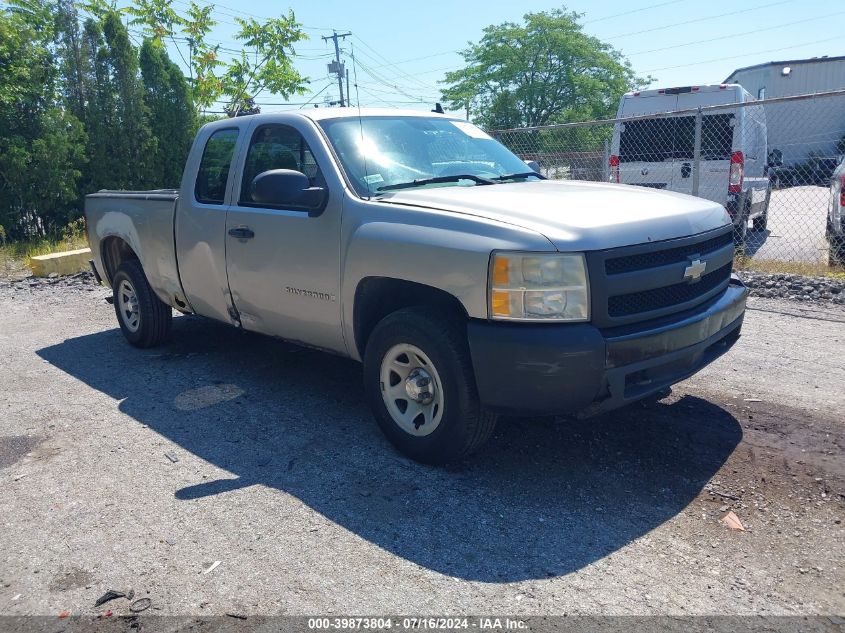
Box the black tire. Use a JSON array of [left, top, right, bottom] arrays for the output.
[[830, 235, 845, 267], [112, 259, 172, 348], [363, 306, 497, 464], [733, 203, 748, 248], [753, 187, 771, 231]]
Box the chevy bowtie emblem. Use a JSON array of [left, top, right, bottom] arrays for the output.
[[683, 258, 707, 282]]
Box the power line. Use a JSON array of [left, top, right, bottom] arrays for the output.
[[351, 35, 435, 91], [581, 0, 689, 24], [606, 0, 791, 40], [355, 82, 439, 98], [367, 49, 460, 71], [345, 51, 458, 90], [643, 35, 843, 73], [626, 12, 845, 57], [353, 57, 438, 103], [298, 83, 334, 108]]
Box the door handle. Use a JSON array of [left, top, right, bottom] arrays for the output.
[[228, 226, 255, 239]]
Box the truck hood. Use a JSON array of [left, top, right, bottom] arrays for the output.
[[377, 180, 730, 251]]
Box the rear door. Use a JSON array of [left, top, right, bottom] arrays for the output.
[[674, 88, 739, 203], [616, 93, 678, 190], [176, 125, 243, 323]]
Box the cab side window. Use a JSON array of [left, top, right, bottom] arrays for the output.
[[239, 124, 325, 205], [195, 128, 239, 204]]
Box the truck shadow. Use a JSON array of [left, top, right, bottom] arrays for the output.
[[37, 315, 742, 583]]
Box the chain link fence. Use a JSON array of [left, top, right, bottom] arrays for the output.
[[492, 89, 845, 272]]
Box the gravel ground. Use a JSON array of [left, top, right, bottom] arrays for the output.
[[0, 277, 843, 618], [737, 270, 845, 305]]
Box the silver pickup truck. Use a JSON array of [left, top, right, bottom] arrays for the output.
[[85, 108, 748, 464]]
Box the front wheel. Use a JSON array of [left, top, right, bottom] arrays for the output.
[[112, 260, 172, 348], [363, 307, 497, 464]]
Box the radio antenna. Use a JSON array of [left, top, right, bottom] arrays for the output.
[[350, 41, 371, 200]]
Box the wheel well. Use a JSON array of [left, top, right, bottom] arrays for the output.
[[353, 277, 468, 358], [101, 237, 139, 284]]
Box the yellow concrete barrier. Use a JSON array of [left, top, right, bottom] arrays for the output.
[[30, 247, 92, 277]]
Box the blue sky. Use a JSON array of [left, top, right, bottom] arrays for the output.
[[147, 0, 841, 116]]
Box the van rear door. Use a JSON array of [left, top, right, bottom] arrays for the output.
[[616, 93, 678, 190], [672, 87, 740, 202]]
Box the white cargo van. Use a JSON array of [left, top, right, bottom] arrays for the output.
[[610, 84, 770, 244]]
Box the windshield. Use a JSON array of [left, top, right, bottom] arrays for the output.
[[318, 116, 539, 196]]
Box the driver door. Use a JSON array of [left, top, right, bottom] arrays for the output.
[[225, 122, 345, 354]]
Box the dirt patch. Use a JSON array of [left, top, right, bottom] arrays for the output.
[[0, 436, 42, 469], [48, 567, 94, 592]]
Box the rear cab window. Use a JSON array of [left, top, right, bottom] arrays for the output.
[[195, 128, 239, 204]]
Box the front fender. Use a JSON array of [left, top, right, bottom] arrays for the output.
[[341, 214, 554, 361]]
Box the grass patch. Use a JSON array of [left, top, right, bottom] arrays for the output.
[[0, 219, 88, 279], [735, 255, 845, 279]]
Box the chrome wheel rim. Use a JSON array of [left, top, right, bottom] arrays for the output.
[[379, 343, 444, 437], [117, 279, 140, 333]]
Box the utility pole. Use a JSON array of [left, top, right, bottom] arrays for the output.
[[322, 30, 351, 107]]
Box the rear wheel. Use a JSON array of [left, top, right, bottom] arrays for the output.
[[829, 235, 845, 267], [733, 202, 748, 248], [753, 187, 771, 231], [112, 260, 172, 348], [363, 307, 497, 464]]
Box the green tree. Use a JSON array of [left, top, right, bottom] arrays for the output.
[[0, 1, 86, 239], [128, 1, 308, 113], [442, 8, 649, 130], [140, 38, 196, 187], [102, 10, 156, 187], [56, 0, 92, 123], [220, 12, 308, 115], [79, 10, 155, 192], [79, 16, 114, 193]]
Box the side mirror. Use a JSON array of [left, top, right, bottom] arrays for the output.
[[251, 169, 327, 211], [525, 160, 541, 173]]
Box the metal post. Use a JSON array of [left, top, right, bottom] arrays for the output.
[[692, 107, 702, 196], [603, 139, 610, 182]]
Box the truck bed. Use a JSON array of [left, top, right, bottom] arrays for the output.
[[85, 189, 183, 309]]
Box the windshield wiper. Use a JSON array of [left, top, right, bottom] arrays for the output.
[[492, 171, 546, 182], [377, 174, 495, 192]]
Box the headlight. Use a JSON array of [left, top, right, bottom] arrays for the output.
[[489, 252, 590, 321]]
